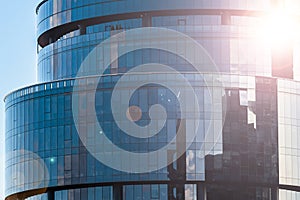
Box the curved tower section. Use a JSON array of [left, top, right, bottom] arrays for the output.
[[5, 0, 300, 199]]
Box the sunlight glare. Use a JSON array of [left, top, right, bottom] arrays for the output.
[[257, 10, 300, 48]]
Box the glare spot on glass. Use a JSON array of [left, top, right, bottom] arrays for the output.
[[126, 105, 142, 122]]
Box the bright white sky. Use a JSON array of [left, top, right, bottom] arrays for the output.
[[0, 1, 40, 199]]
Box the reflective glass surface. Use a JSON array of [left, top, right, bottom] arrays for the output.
[[36, 0, 272, 36], [38, 15, 271, 83], [278, 79, 300, 187], [279, 189, 300, 200], [6, 0, 300, 199], [5, 74, 279, 198]]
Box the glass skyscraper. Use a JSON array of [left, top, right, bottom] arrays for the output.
[[4, 0, 300, 199]]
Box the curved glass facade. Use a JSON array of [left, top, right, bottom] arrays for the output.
[[6, 74, 279, 199], [5, 0, 300, 200], [37, 15, 271, 82], [278, 79, 300, 187], [36, 0, 271, 37]]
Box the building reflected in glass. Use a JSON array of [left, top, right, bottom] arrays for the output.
[[4, 0, 300, 199]]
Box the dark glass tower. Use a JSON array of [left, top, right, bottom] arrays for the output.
[[4, 0, 300, 199]]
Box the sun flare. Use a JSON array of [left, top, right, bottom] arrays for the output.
[[258, 9, 300, 48]]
